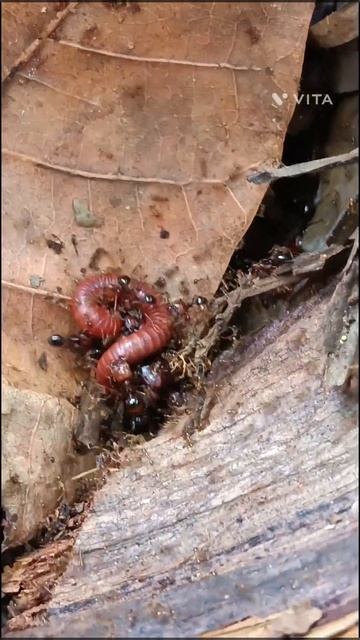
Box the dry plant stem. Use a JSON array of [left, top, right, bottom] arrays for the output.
[[208, 273, 301, 335], [71, 468, 99, 482], [2, 280, 72, 302], [199, 243, 353, 360], [247, 147, 359, 184], [2, 3, 79, 83]]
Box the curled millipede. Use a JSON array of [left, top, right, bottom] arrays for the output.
[[71, 273, 129, 339], [70, 273, 175, 388]]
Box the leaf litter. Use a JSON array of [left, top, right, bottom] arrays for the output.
[[2, 1, 358, 634]]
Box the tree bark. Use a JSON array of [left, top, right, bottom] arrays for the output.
[[5, 262, 358, 638]]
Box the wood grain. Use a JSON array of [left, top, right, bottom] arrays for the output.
[[5, 261, 358, 637]]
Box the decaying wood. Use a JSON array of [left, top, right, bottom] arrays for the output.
[[2, 539, 75, 618], [5, 258, 358, 637]]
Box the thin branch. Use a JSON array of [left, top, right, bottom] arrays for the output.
[[56, 39, 263, 72], [2, 3, 79, 83], [247, 148, 359, 185], [2, 280, 72, 302]]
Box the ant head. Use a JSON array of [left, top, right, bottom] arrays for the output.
[[191, 295, 208, 308], [168, 300, 189, 320], [48, 334, 65, 347], [118, 275, 131, 287], [133, 282, 158, 305]]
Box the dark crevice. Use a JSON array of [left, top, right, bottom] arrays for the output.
[[229, 41, 337, 273]]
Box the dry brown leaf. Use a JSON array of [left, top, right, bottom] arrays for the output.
[[3, 1, 313, 397], [1, 2, 313, 546]]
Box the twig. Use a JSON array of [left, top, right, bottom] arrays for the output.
[[247, 147, 359, 185], [2, 3, 78, 83], [2, 279, 72, 301]]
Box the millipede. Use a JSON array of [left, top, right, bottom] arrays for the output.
[[49, 272, 207, 435], [55, 273, 178, 388]]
